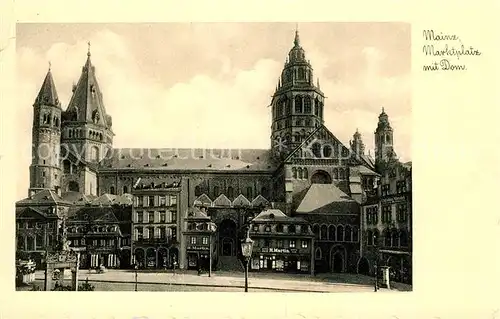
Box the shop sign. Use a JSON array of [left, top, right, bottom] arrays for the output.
[[381, 195, 407, 204], [187, 246, 208, 251], [260, 248, 296, 254], [46, 251, 78, 264]]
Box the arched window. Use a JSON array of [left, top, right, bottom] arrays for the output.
[[336, 225, 344, 242], [312, 143, 322, 158], [246, 187, 253, 199], [297, 167, 303, 179], [213, 186, 220, 198], [311, 171, 332, 184], [298, 68, 305, 80], [68, 181, 79, 192], [294, 96, 303, 113], [400, 230, 408, 247], [339, 168, 345, 180], [292, 167, 297, 179], [333, 168, 338, 179], [227, 186, 234, 199], [286, 69, 292, 82], [323, 145, 332, 157], [315, 247, 322, 260], [352, 227, 359, 242], [304, 96, 312, 113], [328, 225, 336, 241], [320, 225, 327, 240], [110, 186, 115, 195], [384, 229, 392, 247], [392, 230, 399, 247], [195, 186, 201, 196], [285, 100, 291, 115], [261, 187, 268, 199], [302, 168, 308, 179], [277, 102, 283, 117], [312, 224, 320, 239], [367, 230, 373, 245], [344, 225, 352, 242], [314, 99, 320, 116], [373, 230, 379, 246], [123, 186, 128, 194]]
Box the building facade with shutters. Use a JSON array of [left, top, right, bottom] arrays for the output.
[[16, 29, 410, 276]]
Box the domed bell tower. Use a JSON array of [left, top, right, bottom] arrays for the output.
[[270, 29, 325, 159], [374, 107, 396, 164], [29, 63, 62, 196]]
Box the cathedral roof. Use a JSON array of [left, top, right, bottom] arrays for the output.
[[65, 45, 112, 129], [295, 184, 358, 214], [99, 148, 276, 172], [16, 189, 71, 206], [33, 68, 61, 108]]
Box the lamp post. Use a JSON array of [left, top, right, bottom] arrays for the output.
[[134, 264, 138, 291], [373, 234, 378, 292], [240, 227, 254, 293]]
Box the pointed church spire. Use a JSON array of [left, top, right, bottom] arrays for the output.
[[317, 78, 320, 89], [294, 24, 300, 47], [34, 66, 60, 108], [87, 41, 91, 57]]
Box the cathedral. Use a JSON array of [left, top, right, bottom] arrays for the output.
[[15, 30, 403, 275]]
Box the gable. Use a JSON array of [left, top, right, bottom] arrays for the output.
[[194, 194, 212, 206], [16, 207, 49, 219], [285, 125, 353, 163], [94, 211, 119, 223], [232, 194, 251, 207]]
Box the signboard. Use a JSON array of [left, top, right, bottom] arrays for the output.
[[381, 195, 407, 204], [260, 248, 299, 254], [187, 246, 209, 251]]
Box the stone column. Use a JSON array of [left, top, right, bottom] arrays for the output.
[[310, 237, 315, 276]]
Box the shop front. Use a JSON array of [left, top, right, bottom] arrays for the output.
[[186, 246, 211, 270], [250, 247, 311, 273], [379, 249, 412, 284]]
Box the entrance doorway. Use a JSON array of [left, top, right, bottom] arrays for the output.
[[218, 219, 237, 257], [332, 253, 343, 273], [357, 257, 370, 275]]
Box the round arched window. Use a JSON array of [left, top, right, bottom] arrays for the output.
[[323, 145, 332, 157], [312, 143, 322, 158]]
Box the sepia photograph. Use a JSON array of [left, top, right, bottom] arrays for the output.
[[14, 22, 412, 293]]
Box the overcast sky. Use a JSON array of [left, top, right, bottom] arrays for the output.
[[16, 22, 411, 199]]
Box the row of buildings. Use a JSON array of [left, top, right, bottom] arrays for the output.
[[15, 30, 412, 284]]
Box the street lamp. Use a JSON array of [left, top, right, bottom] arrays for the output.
[[134, 264, 138, 291], [373, 234, 378, 292], [240, 228, 254, 293]]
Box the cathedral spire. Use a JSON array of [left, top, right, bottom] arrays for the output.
[[33, 65, 60, 108], [294, 24, 300, 47]]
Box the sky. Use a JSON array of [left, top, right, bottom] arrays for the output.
[[15, 22, 411, 199]]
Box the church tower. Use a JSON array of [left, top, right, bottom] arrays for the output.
[[350, 129, 366, 156], [270, 29, 325, 159], [374, 107, 396, 164], [61, 44, 114, 164], [29, 64, 62, 196]]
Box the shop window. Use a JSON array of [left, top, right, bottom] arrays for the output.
[[191, 237, 196, 245], [301, 240, 308, 248], [289, 240, 296, 248]]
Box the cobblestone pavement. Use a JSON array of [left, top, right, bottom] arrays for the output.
[[32, 269, 411, 292]]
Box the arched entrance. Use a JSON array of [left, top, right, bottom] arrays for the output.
[[157, 247, 168, 269], [357, 257, 370, 275], [219, 219, 237, 257], [330, 245, 346, 273], [311, 170, 332, 184], [146, 248, 156, 268], [134, 248, 145, 268], [120, 248, 131, 269]]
